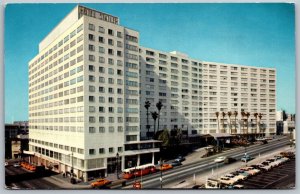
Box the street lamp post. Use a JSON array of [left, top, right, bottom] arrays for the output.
[[160, 158, 163, 189], [116, 153, 119, 179], [69, 152, 75, 184], [71, 152, 74, 176]]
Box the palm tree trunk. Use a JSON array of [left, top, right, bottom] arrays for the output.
[[153, 119, 156, 137], [234, 116, 237, 134], [146, 109, 149, 139], [157, 111, 160, 133], [228, 116, 231, 134]]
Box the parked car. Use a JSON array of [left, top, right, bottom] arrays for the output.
[[214, 156, 227, 163], [158, 163, 173, 171], [175, 155, 185, 162], [241, 155, 254, 162], [218, 176, 236, 185], [90, 179, 112, 188], [170, 160, 182, 167], [231, 171, 247, 181], [236, 169, 251, 178]]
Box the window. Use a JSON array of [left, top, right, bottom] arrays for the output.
[[109, 107, 114, 113], [126, 135, 137, 142], [99, 127, 105, 133], [99, 107, 105, 113], [89, 149, 95, 155], [99, 76, 105, 83], [89, 75, 95, 82], [118, 147, 123, 152], [117, 31, 122, 38], [89, 65, 95, 71], [108, 29, 114, 35], [108, 78, 114, 84], [99, 87, 105, 93], [99, 36, 105, 43], [108, 49, 114, 55], [99, 57, 105, 63], [108, 88, 114, 94], [99, 116, 105, 122], [109, 126, 114, 132], [99, 97, 105, 103], [109, 147, 114, 153], [99, 46, 105, 53], [117, 51, 122, 57], [108, 97, 114, 103], [117, 41, 123, 48], [99, 26, 105, 33], [89, 106, 95, 112], [108, 68, 114, 75], [89, 86, 95, 92], [88, 34, 95, 41], [77, 24, 83, 33], [108, 39, 114, 45], [89, 55, 95, 61], [125, 35, 138, 43], [89, 23, 95, 31], [117, 126, 123, 132], [89, 96, 95, 102], [89, 117, 95, 123], [99, 67, 105, 73], [89, 127, 95, 133], [117, 70, 123, 75], [88, 44, 95, 51], [108, 58, 114, 65], [99, 148, 105, 154]]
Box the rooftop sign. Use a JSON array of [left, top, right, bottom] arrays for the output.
[[78, 5, 119, 25]]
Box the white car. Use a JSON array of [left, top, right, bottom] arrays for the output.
[[218, 176, 236, 185], [214, 156, 226, 163], [13, 163, 20, 168], [5, 162, 8, 166]]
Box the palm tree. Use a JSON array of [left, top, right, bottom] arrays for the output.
[[227, 111, 232, 134], [246, 112, 250, 135], [241, 111, 245, 134], [253, 113, 258, 135], [221, 112, 226, 133], [156, 101, 163, 132], [234, 111, 238, 134], [215, 112, 220, 133], [144, 101, 151, 139], [258, 113, 263, 136], [151, 111, 159, 138], [158, 129, 170, 147]]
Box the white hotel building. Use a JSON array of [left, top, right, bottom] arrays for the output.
[[28, 5, 276, 180]]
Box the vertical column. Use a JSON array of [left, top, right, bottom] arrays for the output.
[[152, 152, 155, 164], [121, 155, 125, 171], [137, 154, 140, 166]]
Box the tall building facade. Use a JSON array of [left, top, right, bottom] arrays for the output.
[[28, 6, 159, 181], [139, 49, 276, 137], [28, 5, 276, 181]]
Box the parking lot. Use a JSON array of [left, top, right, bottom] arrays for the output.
[[240, 158, 295, 189]]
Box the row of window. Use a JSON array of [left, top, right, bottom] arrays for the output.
[[89, 146, 123, 155], [29, 85, 83, 111], [29, 24, 83, 70], [88, 23, 122, 38], [89, 116, 139, 123], [29, 28, 84, 85]]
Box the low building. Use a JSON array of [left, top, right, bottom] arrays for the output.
[[5, 121, 29, 159]]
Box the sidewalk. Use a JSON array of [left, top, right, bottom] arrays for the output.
[[43, 173, 91, 189], [165, 146, 294, 188]]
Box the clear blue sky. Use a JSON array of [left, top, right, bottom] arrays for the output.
[[4, 3, 295, 123]]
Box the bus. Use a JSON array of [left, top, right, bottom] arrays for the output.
[[134, 164, 156, 177], [122, 167, 137, 179], [122, 164, 156, 179]]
